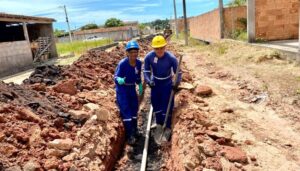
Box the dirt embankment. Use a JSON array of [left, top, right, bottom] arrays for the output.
[[168, 40, 300, 171], [0, 39, 152, 171]]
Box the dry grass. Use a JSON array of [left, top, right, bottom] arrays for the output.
[[191, 39, 300, 97]]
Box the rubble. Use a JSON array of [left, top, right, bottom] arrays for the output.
[[220, 146, 248, 163], [23, 65, 63, 85], [48, 138, 74, 151], [195, 85, 213, 96], [161, 43, 250, 171]]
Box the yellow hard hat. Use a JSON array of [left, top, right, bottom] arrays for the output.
[[151, 35, 167, 48]]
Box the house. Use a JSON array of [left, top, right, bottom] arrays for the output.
[[0, 13, 57, 77]]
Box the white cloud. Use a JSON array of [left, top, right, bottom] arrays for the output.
[[0, 0, 170, 29]]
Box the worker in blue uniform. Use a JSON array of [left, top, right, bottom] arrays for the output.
[[115, 40, 143, 145], [143, 35, 182, 139]]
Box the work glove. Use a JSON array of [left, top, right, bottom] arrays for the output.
[[138, 83, 143, 96], [148, 81, 155, 88], [116, 77, 126, 85]]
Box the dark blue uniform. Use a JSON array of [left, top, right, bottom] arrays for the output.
[[144, 51, 182, 128], [115, 57, 142, 139]]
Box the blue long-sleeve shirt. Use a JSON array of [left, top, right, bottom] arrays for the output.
[[114, 57, 142, 92], [143, 51, 182, 86]]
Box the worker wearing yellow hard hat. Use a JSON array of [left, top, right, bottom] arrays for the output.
[[151, 35, 167, 48], [143, 35, 182, 141]]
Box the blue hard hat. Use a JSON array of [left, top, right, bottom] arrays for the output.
[[126, 41, 139, 51]]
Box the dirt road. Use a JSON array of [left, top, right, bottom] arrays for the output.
[[178, 40, 300, 170]]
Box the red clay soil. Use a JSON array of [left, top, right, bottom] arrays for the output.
[[160, 44, 251, 171], [0, 39, 152, 171]]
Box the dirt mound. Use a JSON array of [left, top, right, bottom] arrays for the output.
[[0, 38, 154, 170]]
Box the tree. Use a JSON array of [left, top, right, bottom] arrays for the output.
[[138, 23, 146, 30], [227, 0, 246, 7], [144, 19, 170, 30], [54, 29, 66, 37], [104, 18, 125, 27], [81, 23, 99, 30]]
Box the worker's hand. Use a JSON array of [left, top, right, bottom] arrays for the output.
[[138, 83, 143, 96], [148, 81, 155, 88], [116, 77, 126, 85]]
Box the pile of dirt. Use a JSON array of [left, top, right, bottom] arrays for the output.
[[163, 88, 252, 171], [23, 65, 64, 85], [0, 38, 152, 171], [156, 43, 253, 171]]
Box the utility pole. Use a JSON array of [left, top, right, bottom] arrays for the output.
[[63, 5, 73, 43], [173, 0, 179, 39], [183, 0, 188, 46], [247, 0, 255, 42], [218, 0, 224, 39]]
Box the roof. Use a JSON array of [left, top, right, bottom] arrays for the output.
[[74, 26, 138, 35], [0, 13, 55, 24]]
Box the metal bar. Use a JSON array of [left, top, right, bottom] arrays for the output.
[[159, 54, 183, 141], [140, 106, 153, 171]]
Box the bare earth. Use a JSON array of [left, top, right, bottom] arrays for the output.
[[177, 40, 300, 171]]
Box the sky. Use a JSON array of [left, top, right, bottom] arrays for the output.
[[0, 0, 231, 30]]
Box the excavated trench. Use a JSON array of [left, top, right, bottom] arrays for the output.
[[0, 36, 252, 171], [114, 90, 164, 171]]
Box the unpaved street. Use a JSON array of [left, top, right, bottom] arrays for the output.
[[177, 40, 300, 170]]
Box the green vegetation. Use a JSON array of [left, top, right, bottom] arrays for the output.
[[227, 0, 246, 7], [144, 19, 170, 30], [231, 29, 247, 41], [54, 29, 67, 37], [237, 17, 247, 28], [104, 18, 125, 27], [56, 39, 112, 55], [217, 44, 228, 55], [81, 23, 99, 30], [229, 17, 247, 41]]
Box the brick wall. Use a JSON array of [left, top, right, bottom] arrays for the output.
[[189, 9, 221, 42], [189, 6, 246, 42], [224, 6, 247, 37], [169, 18, 190, 33], [255, 0, 299, 40], [0, 41, 33, 77]]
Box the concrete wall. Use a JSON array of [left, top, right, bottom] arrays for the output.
[[189, 6, 246, 42], [255, 0, 299, 40], [190, 9, 220, 42], [0, 41, 33, 77], [57, 29, 139, 43]]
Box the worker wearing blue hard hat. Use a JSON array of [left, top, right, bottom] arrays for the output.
[[114, 40, 143, 145]]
